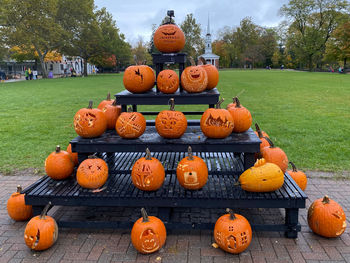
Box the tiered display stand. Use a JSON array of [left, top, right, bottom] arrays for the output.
[[23, 53, 306, 238]]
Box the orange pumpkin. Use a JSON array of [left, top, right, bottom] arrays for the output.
[[123, 65, 155, 93], [288, 162, 307, 191], [131, 208, 166, 254], [76, 156, 108, 189], [181, 57, 208, 93], [101, 99, 121, 130], [200, 99, 234, 139], [254, 123, 269, 138], [308, 196, 347, 237], [157, 69, 179, 94], [255, 130, 270, 160], [24, 202, 58, 251], [115, 108, 146, 139], [214, 208, 252, 254], [261, 137, 288, 173], [153, 23, 185, 53], [199, 57, 219, 89], [7, 185, 33, 221], [176, 146, 208, 190], [97, 93, 114, 110], [131, 148, 165, 191], [45, 145, 74, 180], [73, 101, 107, 138], [155, 98, 187, 139], [66, 143, 78, 166], [227, 97, 252, 133]]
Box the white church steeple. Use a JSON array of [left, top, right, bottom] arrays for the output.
[[205, 14, 212, 54]]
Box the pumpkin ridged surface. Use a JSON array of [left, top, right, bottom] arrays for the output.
[[7, 186, 33, 221], [201, 64, 219, 89], [76, 157, 108, 189], [181, 66, 208, 93], [45, 146, 74, 180], [154, 24, 185, 53], [287, 162, 307, 191], [157, 69, 179, 94], [227, 98, 252, 133], [116, 111, 146, 139], [123, 65, 155, 93], [200, 107, 234, 139]]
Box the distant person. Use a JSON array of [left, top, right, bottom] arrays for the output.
[[33, 70, 38, 80], [24, 68, 29, 80], [281, 64, 284, 70], [28, 68, 33, 80], [338, 67, 343, 73]]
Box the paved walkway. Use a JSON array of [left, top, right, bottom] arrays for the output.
[[0, 173, 349, 263]]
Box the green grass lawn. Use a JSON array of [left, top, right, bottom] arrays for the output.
[[0, 70, 349, 174]]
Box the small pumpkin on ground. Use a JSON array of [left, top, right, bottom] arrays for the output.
[[115, 107, 146, 139], [45, 145, 74, 180], [157, 69, 179, 94], [181, 57, 208, 93], [97, 93, 114, 110], [254, 123, 269, 138], [200, 99, 234, 139], [199, 57, 219, 90], [24, 202, 58, 251], [287, 162, 307, 191], [227, 97, 252, 133], [131, 148, 165, 191], [7, 185, 33, 221], [123, 65, 155, 93], [176, 146, 208, 190], [101, 99, 121, 130], [308, 196, 347, 238], [239, 158, 284, 192], [76, 156, 108, 189], [155, 98, 187, 139], [214, 208, 252, 254], [131, 208, 166, 254], [66, 143, 78, 166], [261, 137, 288, 173], [73, 101, 107, 138]]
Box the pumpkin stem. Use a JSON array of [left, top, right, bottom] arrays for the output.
[[88, 101, 93, 109], [40, 202, 52, 219], [226, 208, 236, 220], [145, 148, 152, 160], [289, 162, 298, 172], [264, 137, 275, 148], [199, 57, 207, 65], [141, 208, 150, 222], [188, 56, 196, 66], [169, 98, 175, 111], [55, 145, 61, 153], [215, 98, 225, 109], [106, 93, 111, 101], [234, 97, 241, 108], [187, 146, 194, 160], [322, 195, 330, 204], [17, 185, 22, 193], [127, 106, 133, 112], [255, 123, 263, 138], [112, 99, 117, 106]]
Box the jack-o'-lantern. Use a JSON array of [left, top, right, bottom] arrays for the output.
[[155, 98, 187, 139], [181, 57, 208, 93], [115, 108, 146, 139], [101, 99, 121, 130], [131, 148, 165, 191], [287, 162, 307, 191], [227, 97, 252, 133], [123, 65, 155, 93], [24, 202, 58, 251], [76, 156, 108, 189], [200, 99, 234, 139], [176, 146, 208, 190], [7, 185, 33, 221], [157, 69, 179, 94], [199, 57, 219, 90], [73, 101, 107, 138], [97, 93, 114, 110], [45, 145, 74, 180], [131, 208, 166, 254], [214, 208, 252, 254], [261, 137, 288, 173]]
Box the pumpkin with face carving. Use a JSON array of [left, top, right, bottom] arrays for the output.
[[157, 69, 179, 94], [76, 156, 108, 189], [115, 108, 146, 139], [131, 208, 166, 254], [181, 64, 208, 93], [154, 24, 185, 53], [123, 65, 155, 93], [176, 146, 208, 190], [214, 208, 252, 254]]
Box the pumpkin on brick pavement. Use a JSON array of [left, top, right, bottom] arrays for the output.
[[155, 98, 187, 139], [200, 99, 234, 139], [45, 145, 74, 180], [24, 202, 58, 251], [239, 158, 284, 192], [157, 69, 179, 94], [131, 208, 166, 254], [214, 208, 252, 254], [227, 97, 252, 133], [287, 162, 307, 191], [7, 185, 33, 221], [261, 137, 288, 173], [115, 108, 146, 139], [97, 93, 114, 110], [181, 57, 208, 93], [76, 156, 108, 189], [131, 148, 165, 191], [308, 196, 347, 237], [73, 101, 107, 138], [101, 99, 121, 130], [123, 65, 155, 93], [199, 57, 219, 90], [176, 146, 208, 190], [153, 19, 185, 53], [66, 143, 78, 166], [254, 123, 269, 138]]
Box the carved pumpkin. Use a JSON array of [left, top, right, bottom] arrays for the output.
[[154, 23, 185, 53], [214, 208, 252, 254], [73, 101, 107, 138], [261, 137, 289, 173], [157, 69, 179, 94], [24, 202, 58, 251], [66, 143, 78, 166], [288, 162, 307, 191], [239, 158, 284, 192], [308, 196, 347, 237], [200, 99, 234, 139], [155, 98, 187, 139], [131, 148, 165, 191], [254, 123, 269, 138], [115, 108, 146, 139], [227, 97, 252, 133], [123, 65, 155, 93], [7, 185, 33, 221], [97, 93, 114, 110], [181, 57, 208, 93], [199, 57, 219, 89], [131, 208, 166, 254], [176, 146, 208, 190], [45, 145, 74, 180], [101, 99, 121, 130], [76, 156, 108, 189]]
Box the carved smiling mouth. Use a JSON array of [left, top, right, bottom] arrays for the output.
[[191, 74, 200, 79]]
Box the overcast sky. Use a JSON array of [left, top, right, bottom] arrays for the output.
[[95, 0, 289, 46]]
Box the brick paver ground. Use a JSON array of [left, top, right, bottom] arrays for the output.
[[0, 173, 349, 263]]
